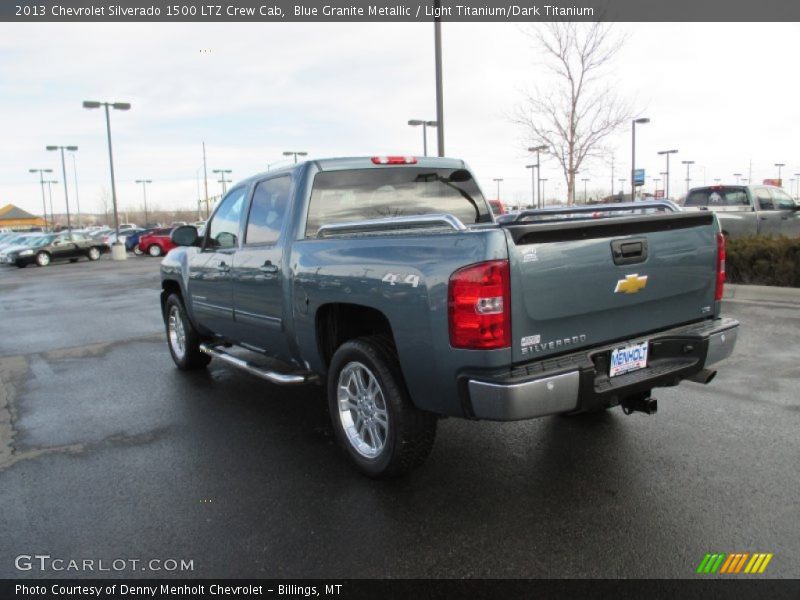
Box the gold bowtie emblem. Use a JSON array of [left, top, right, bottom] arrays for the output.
[[615, 274, 648, 294]]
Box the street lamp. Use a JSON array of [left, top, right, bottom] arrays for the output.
[[539, 178, 548, 206], [212, 169, 232, 195], [528, 145, 547, 208], [774, 163, 785, 182], [657, 149, 679, 199], [46, 145, 78, 233], [408, 119, 438, 157], [492, 178, 503, 201], [631, 118, 649, 199], [581, 178, 590, 203], [282, 151, 307, 164], [45, 179, 58, 229], [135, 179, 152, 226], [83, 99, 131, 260], [733, 173, 742, 184], [525, 165, 537, 208], [681, 160, 695, 193], [29, 168, 53, 230], [68, 150, 82, 228]]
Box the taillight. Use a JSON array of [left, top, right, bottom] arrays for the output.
[[715, 232, 726, 301], [448, 260, 511, 350], [371, 156, 418, 165]]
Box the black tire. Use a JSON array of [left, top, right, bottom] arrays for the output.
[[35, 252, 51, 267], [69, 258, 79, 263], [164, 293, 211, 370], [327, 336, 437, 478], [16, 263, 26, 269]]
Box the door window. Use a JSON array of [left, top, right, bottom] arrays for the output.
[[245, 176, 291, 245], [207, 187, 246, 249], [755, 189, 775, 210], [771, 188, 796, 210]]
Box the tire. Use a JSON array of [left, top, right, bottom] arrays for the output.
[[328, 336, 437, 478], [16, 263, 26, 269], [87, 247, 101, 261], [35, 252, 51, 267], [148, 245, 163, 257], [133, 244, 143, 256], [69, 258, 79, 263], [165, 294, 211, 370]]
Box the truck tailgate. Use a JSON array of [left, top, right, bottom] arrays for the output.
[[502, 212, 718, 363]]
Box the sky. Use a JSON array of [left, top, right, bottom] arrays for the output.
[[1, 21, 799, 219]]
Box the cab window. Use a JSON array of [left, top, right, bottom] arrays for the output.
[[245, 176, 291, 245], [207, 187, 246, 249], [771, 188, 796, 210], [755, 188, 774, 210]]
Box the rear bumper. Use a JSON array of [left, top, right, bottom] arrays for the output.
[[466, 317, 739, 421]]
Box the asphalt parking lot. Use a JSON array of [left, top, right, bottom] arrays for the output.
[[0, 257, 798, 579]]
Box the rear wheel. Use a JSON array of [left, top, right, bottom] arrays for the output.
[[148, 244, 163, 257], [328, 336, 437, 478], [165, 294, 211, 370], [87, 247, 101, 261], [35, 252, 51, 267], [133, 244, 143, 256]]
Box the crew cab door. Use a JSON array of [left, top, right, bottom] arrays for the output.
[[50, 233, 80, 260], [770, 187, 800, 238], [230, 175, 292, 360], [753, 187, 783, 235], [188, 186, 247, 338]]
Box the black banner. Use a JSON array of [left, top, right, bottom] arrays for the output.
[[2, 0, 800, 22]]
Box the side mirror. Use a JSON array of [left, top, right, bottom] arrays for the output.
[[171, 225, 199, 247]]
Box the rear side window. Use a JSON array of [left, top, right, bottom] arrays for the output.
[[245, 176, 291, 245], [305, 167, 491, 237], [685, 187, 749, 207]]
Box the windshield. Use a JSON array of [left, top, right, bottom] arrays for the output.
[[685, 187, 749, 207], [305, 167, 491, 237]]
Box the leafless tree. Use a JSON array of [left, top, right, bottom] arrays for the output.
[[513, 23, 633, 204], [96, 187, 111, 224]]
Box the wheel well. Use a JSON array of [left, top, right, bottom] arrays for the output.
[[161, 280, 182, 317], [316, 304, 395, 368]]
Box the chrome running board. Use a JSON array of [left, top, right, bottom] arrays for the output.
[[199, 343, 315, 385]]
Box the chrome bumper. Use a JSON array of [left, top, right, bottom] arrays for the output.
[[466, 317, 739, 421]]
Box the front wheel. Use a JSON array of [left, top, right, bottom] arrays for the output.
[[165, 294, 211, 370], [133, 244, 143, 256], [148, 245, 163, 257], [87, 247, 101, 261], [328, 336, 437, 478], [35, 252, 51, 267]]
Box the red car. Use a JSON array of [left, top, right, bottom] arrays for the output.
[[488, 199, 506, 215], [138, 228, 176, 257]]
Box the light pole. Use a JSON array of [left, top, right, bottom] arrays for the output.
[[631, 117, 650, 199], [46, 145, 78, 233], [581, 178, 590, 203], [45, 179, 58, 229], [212, 169, 232, 195], [492, 178, 503, 202], [657, 149, 679, 200], [83, 100, 131, 260], [618, 179, 626, 196], [774, 163, 785, 182], [682, 160, 695, 193], [29, 168, 53, 230], [733, 173, 742, 184], [539, 178, 548, 205], [408, 120, 438, 156], [69, 151, 82, 228], [433, 0, 445, 157], [525, 164, 536, 208], [135, 179, 152, 226], [283, 151, 307, 164], [528, 145, 547, 208]]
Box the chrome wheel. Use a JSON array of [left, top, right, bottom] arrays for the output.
[[167, 305, 186, 360], [88, 247, 100, 261], [36, 252, 50, 267], [337, 361, 389, 459], [133, 244, 143, 256], [148, 245, 162, 257]]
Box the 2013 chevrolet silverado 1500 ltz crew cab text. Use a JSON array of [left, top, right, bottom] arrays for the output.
[[160, 156, 739, 477]]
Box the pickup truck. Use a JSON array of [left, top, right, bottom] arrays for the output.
[[682, 184, 800, 239], [160, 156, 739, 477]]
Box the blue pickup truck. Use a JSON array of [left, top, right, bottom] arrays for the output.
[[160, 156, 738, 477]]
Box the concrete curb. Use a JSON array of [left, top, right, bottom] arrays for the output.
[[724, 283, 800, 306]]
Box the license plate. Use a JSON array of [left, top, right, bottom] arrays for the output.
[[609, 341, 649, 377]]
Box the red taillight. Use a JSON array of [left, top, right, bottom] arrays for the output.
[[715, 232, 726, 301], [371, 156, 418, 165], [448, 260, 511, 350]]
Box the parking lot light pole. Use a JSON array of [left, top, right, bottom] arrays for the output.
[[774, 163, 785, 182], [408, 120, 438, 157], [29, 168, 53, 230], [631, 118, 649, 199], [45, 179, 58, 229], [528, 145, 547, 208], [212, 169, 232, 194], [682, 160, 695, 194], [135, 179, 152, 226], [83, 100, 131, 260], [582, 178, 590, 203], [69, 150, 82, 228], [657, 149, 678, 200], [46, 145, 78, 233], [492, 178, 503, 202], [733, 172, 742, 184], [282, 151, 307, 164], [539, 178, 548, 206], [525, 164, 537, 208]]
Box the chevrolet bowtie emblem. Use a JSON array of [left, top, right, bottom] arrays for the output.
[[615, 274, 648, 294]]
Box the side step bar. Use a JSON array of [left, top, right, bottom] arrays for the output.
[[199, 343, 315, 385]]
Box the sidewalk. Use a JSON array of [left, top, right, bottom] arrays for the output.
[[724, 283, 800, 305]]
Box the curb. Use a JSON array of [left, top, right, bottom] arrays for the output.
[[724, 283, 800, 306]]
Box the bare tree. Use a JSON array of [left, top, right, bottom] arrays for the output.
[[513, 23, 632, 204], [96, 187, 111, 225]]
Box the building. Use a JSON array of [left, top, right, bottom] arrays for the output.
[[0, 204, 46, 230]]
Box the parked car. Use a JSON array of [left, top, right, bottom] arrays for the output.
[[119, 223, 139, 231], [1, 232, 106, 267], [488, 199, 506, 215], [681, 184, 800, 239], [139, 228, 176, 257], [0, 232, 41, 252], [125, 228, 156, 255], [160, 156, 738, 477]]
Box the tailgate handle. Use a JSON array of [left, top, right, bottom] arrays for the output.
[[611, 238, 648, 265]]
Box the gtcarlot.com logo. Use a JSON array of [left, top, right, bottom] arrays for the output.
[[696, 552, 773, 574], [15, 554, 194, 573]]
